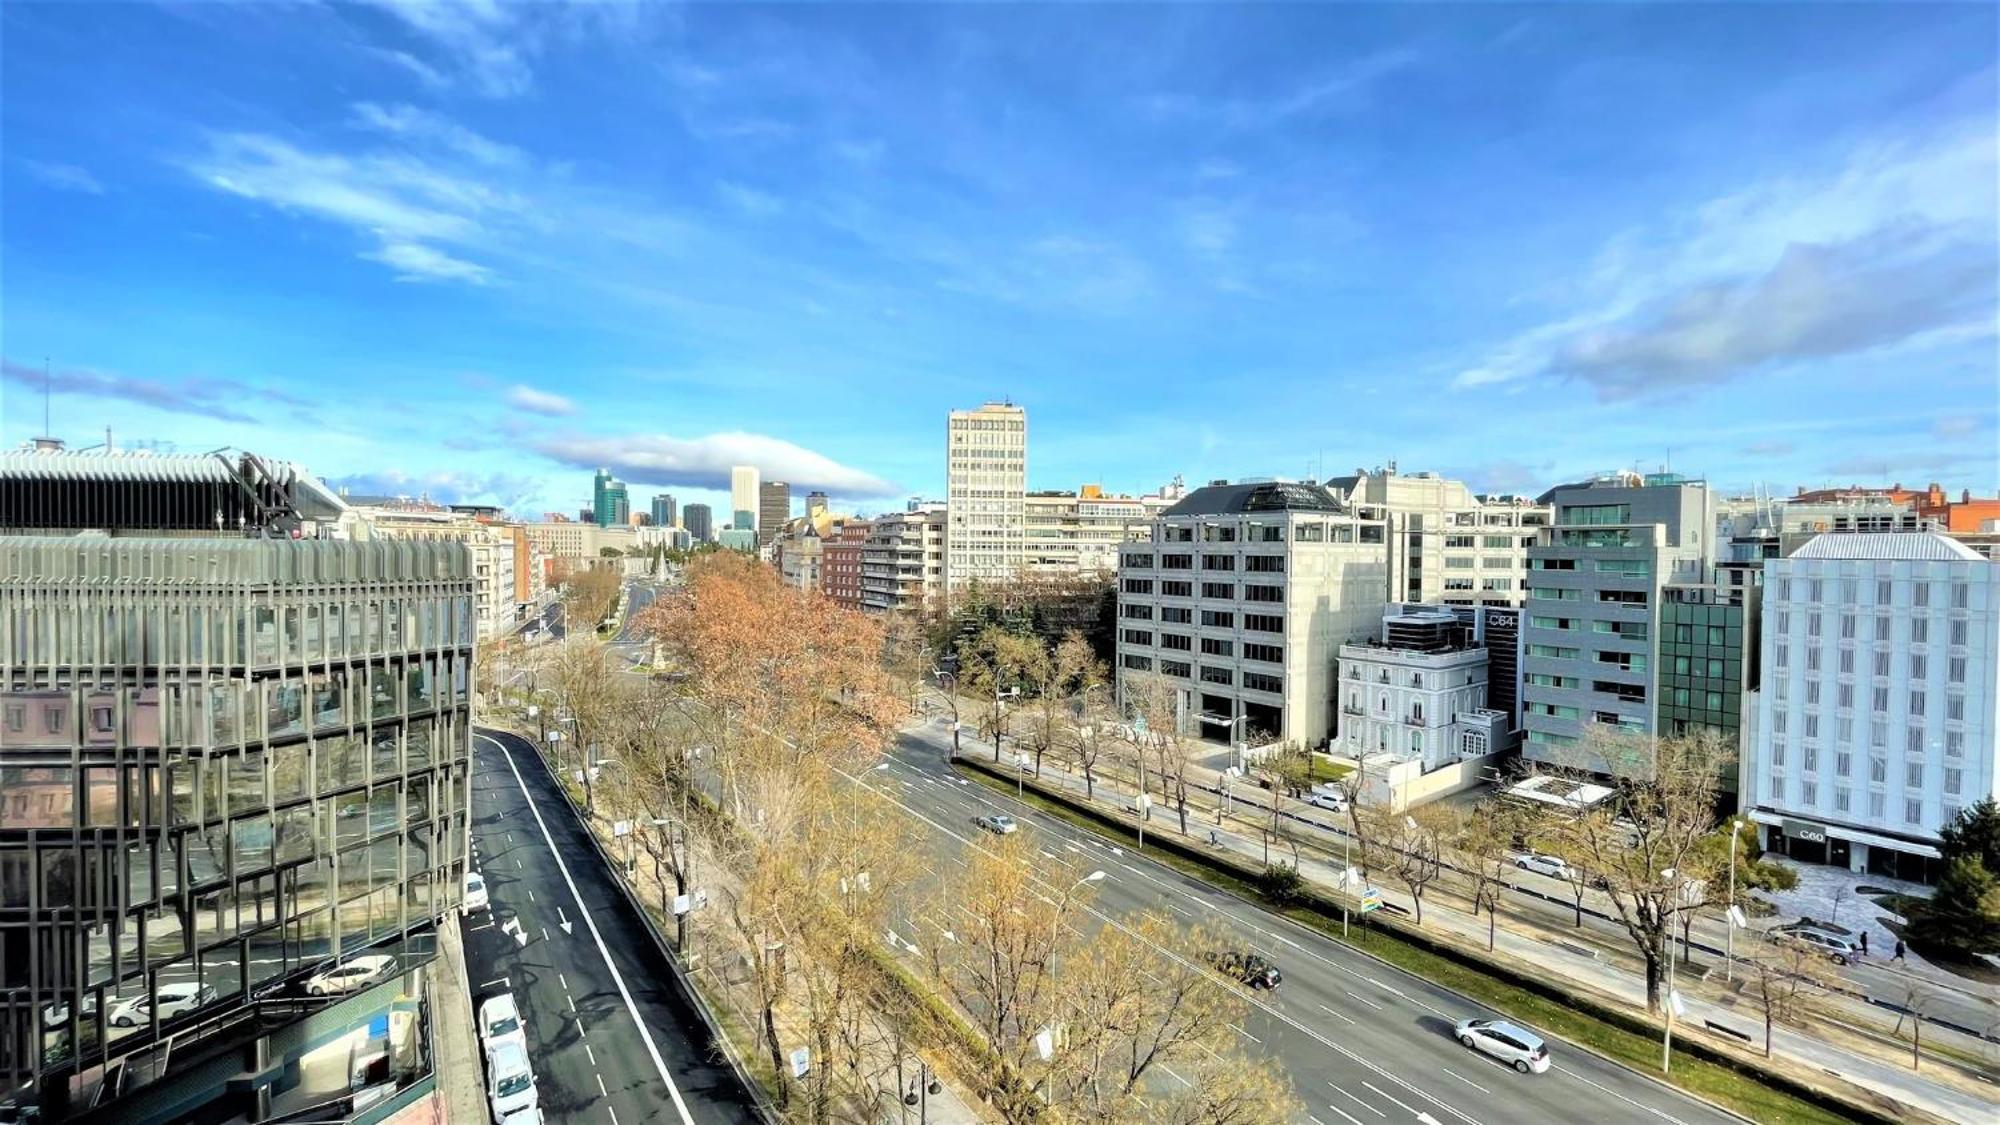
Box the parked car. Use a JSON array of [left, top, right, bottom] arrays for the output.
[[973, 814, 1019, 835], [479, 992, 528, 1057], [1513, 853, 1570, 879], [486, 1040, 539, 1120], [1769, 924, 1863, 965], [1305, 790, 1348, 813], [1453, 1017, 1551, 1073], [108, 982, 217, 1028], [464, 871, 490, 913], [1202, 950, 1282, 989], [498, 1110, 544, 1125], [305, 954, 398, 996]]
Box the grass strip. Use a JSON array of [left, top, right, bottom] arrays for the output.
[[959, 758, 1897, 1125]]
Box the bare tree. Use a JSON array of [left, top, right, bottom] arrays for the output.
[[1123, 672, 1204, 836], [1066, 676, 1114, 800], [1456, 801, 1523, 951], [1254, 748, 1313, 866], [1739, 935, 1829, 1057], [960, 625, 1042, 760], [1370, 802, 1452, 925], [1537, 729, 1726, 1014], [1023, 630, 1093, 779]]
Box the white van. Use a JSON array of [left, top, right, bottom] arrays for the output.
[[486, 1040, 538, 1120]]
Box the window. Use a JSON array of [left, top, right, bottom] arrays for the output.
[[1561, 503, 1630, 525], [1802, 745, 1818, 770], [1836, 750, 1852, 775], [1530, 616, 1573, 630], [1444, 556, 1476, 569], [1243, 584, 1281, 603], [1805, 681, 1821, 705], [1121, 578, 1153, 595], [1838, 649, 1854, 674], [1122, 603, 1154, 620], [1532, 558, 1577, 570], [1947, 730, 1965, 757], [1906, 798, 1922, 824], [1201, 610, 1234, 628], [1839, 614, 1855, 639], [1803, 713, 1819, 738], [1161, 607, 1192, 624], [1121, 629, 1153, 646], [1162, 580, 1193, 597], [1802, 780, 1818, 806], [1874, 650, 1890, 677], [1530, 644, 1579, 659], [1126, 553, 1155, 569], [2, 704, 21, 733], [1877, 580, 1893, 604], [1907, 727, 1924, 754], [1871, 719, 1887, 747], [43, 707, 65, 735], [1837, 683, 1853, 708], [1201, 524, 1236, 543], [1245, 555, 1284, 573], [1772, 711, 1787, 734], [1949, 619, 1968, 646], [1199, 666, 1232, 685], [1872, 686, 1889, 711], [1161, 659, 1191, 678], [1947, 695, 1964, 721], [1951, 581, 1969, 608], [1243, 643, 1283, 664], [1869, 755, 1887, 783], [1160, 633, 1192, 651], [1805, 648, 1821, 672], [1774, 645, 1788, 669], [1910, 690, 1925, 717], [1869, 792, 1885, 818], [1200, 638, 1233, 657], [1914, 583, 1930, 607], [1245, 613, 1283, 632], [1243, 671, 1283, 693], [1530, 587, 1579, 601], [1203, 582, 1235, 599], [1161, 553, 1192, 569], [1446, 535, 1476, 549], [1776, 610, 1791, 633], [1945, 767, 1962, 796], [1202, 555, 1236, 571], [1835, 787, 1851, 813], [1907, 762, 1924, 787], [1910, 653, 1927, 679], [1911, 618, 1928, 643], [1949, 656, 1967, 683]]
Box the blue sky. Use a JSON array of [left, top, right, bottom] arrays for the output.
[[3, 2, 1995, 521]]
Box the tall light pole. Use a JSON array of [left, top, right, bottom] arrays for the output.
[[1050, 870, 1106, 950], [1662, 867, 1682, 1074], [992, 686, 1020, 761], [1725, 818, 1739, 983]]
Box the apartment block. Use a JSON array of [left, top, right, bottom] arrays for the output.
[[861, 504, 947, 614], [823, 519, 871, 609], [1024, 482, 1182, 576], [945, 403, 1027, 592], [1748, 532, 1998, 882], [1519, 472, 1717, 775], [1114, 481, 1389, 750], [345, 498, 520, 640], [1327, 467, 1549, 607]]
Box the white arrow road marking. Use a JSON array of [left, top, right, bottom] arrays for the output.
[[558, 905, 574, 935], [479, 733, 696, 1125]]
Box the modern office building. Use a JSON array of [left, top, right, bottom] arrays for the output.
[[717, 527, 758, 553], [1747, 531, 1998, 882], [804, 492, 829, 520], [1656, 583, 1760, 794], [861, 503, 948, 614], [1518, 472, 1717, 775], [730, 467, 760, 535], [758, 481, 792, 549], [591, 469, 629, 530], [520, 520, 637, 570], [1114, 480, 1389, 751], [1325, 467, 1550, 607], [1024, 483, 1182, 576], [343, 497, 519, 640], [684, 504, 714, 544], [945, 403, 1028, 593], [0, 448, 471, 1123], [650, 494, 677, 529]]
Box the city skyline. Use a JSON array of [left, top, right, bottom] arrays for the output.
[[3, 3, 1995, 521]]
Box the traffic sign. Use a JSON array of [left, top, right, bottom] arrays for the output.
[[1358, 887, 1383, 914]]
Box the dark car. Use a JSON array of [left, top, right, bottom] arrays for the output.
[[1203, 950, 1281, 989]]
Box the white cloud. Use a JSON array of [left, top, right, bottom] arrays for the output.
[[535, 430, 899, 497], [372, 48, 448, 88], [354, 0, 532, 98], [716, 180, 783, 216], [350, 102, 523, 166], [1457, 124, 1998, 396], [366, 240, 493, 284], [504, 383, 578, 416], [25, 160, 105, 194]]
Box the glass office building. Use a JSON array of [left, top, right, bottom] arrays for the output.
[[1, 534, 473, 1120]]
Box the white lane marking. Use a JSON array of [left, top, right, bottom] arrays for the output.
[[1230, 1023, 1261, 1043], [597, 1073, 609, 1097], [542, 927, 550, 942], [568, 992, 577, 1012], [558, 972, 569, 991], [479, 733, 697, 1125], [527, 889, 535, 902], [1328, 1083, 1384, 1117], [579, 1018, 588, 1039], [1553, 1065, 1692, 1125], [586, 1044, 597, 1066], [1323, 1105, 1367, 1125], [1317, 1003, 1356, 1026], [1361, 1081, 1419, 1116], [1343, 989, 1383, 1011], [1161, 1063, 1193, 1087], [516, 858, 523, 869], [608, 1107, 620, 1125], [1441, 1067, 1489, 1094], [1364, 976, 1405, 997], [479, 977, 509, 991], [467, 921, 495, 932]]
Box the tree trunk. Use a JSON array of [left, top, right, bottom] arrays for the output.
[[1573, 893, 1584, 927], [1642, 947, 1665, 1015], [1763, 1000, 1772, 1058], [1083, 766, 1094, 798], [764, 1000, 789, 1107], [1412, 889, 1424, 925], [1488, 904, 1496, 952]]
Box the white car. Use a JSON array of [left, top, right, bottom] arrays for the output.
[[499, 1111, 544, 1125], [1305, 791, 1348, 813], [973, 814, 1019, 835], [487, 1040, 539, 1120], [1453, 1017, 1551, 1074], [305, 954, 397, 996], [464, 871, 490, 913], [1513, 853, 1570, 879], [108, 982, 216, 1027], [479, 992, 528, 1057]]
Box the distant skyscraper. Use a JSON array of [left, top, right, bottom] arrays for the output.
[[731, 466, 760, 532], [946, 402, 1028, 591], [651, 493, 677, 528], [592, 468, 629, 529], [806, 491, 829, 519], [759, 481, 792, 547], [684, 503, 714, 542]]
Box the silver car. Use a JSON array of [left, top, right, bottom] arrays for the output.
[[1453, 1017, 1551, 1074]]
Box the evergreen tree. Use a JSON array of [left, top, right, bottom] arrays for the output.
[[1938, 797, 2000, 872], [1909, 856, 2000, 955]]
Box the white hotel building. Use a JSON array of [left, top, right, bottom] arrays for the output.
[[1748, 531, 1999, 883], [1114, 480, 1388, 750]]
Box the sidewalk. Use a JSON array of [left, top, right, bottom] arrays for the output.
[[426, 916, 490, 1124], [928, 716, 2000, 1125]]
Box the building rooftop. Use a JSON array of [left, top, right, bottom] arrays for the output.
[[1790, 530, 1985, 562], [1162, 480, 1347, 517]]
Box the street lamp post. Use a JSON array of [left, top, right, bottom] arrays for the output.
[[992, 686, 1020, 761], [1725, 819, 1739, 983], [1662, 867, 1682, 1074]]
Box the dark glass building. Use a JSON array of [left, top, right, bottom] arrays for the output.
[[1, 450, 471, 1123]]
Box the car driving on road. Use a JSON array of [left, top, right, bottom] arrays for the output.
[[1513, 852, 1570, 878], [1453, 1018, 1551, 1073], [464, 871, 489, 913], [973, 814, 1019, 835], [1202, 950, 1282, 989], [108, 982, 216, 1028], [1768, 923, 1863, 965], [305, 954, 397, 996]]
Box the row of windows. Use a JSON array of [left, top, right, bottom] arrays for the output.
[[1775, 613, 1976, 645], [1121, 581, 1285, 602], [1770, 715, 1971, 757], [1773, 648, 1974, 684], [1779, 577, 1975, 607], [5, 594, 474, 671]]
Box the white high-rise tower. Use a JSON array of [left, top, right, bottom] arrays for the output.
[[945, 402, 1027, 593]]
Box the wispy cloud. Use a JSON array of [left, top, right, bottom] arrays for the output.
[[366, 240, 493, 283], [0, 356, 287, 423], [504, 383, 578, 416], [350, 102, 523, 166], [1146, 48, 1422, 129], [535, 430, 899, 497], [353, 0, 532, 98], [1457, 125, 1998, 396], [327, 468, 545, 509], [24, 160, 105, 194], [716, 180, 783, 217], [1742, 439, 1796, 457]]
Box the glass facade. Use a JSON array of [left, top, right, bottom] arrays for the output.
[[1656, 592, 1753, 793], [0, 537, 472, 1115]]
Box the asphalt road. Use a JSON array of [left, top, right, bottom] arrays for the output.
[[877, 720, 1743, 1125], [461, 727, 757, 1125]]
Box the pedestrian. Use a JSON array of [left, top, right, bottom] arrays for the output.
[[1859, 931, 1869, 956], [1893, 938, 1906, 962]]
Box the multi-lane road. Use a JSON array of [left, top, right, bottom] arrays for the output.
[[460, 727, 757, 1124], [872, 718, 1742, 1125]]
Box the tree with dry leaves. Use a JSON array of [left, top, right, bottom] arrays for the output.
[[1739, 933, 1830, 1058], [1534, 728, 1726, 1014], [960, 625, 1044, 760], [1120, 671, 1207, 837], [1454, 800, 1524, 952], [1021, 630, 1094, 779], [1367, 802, 1453, 925]]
